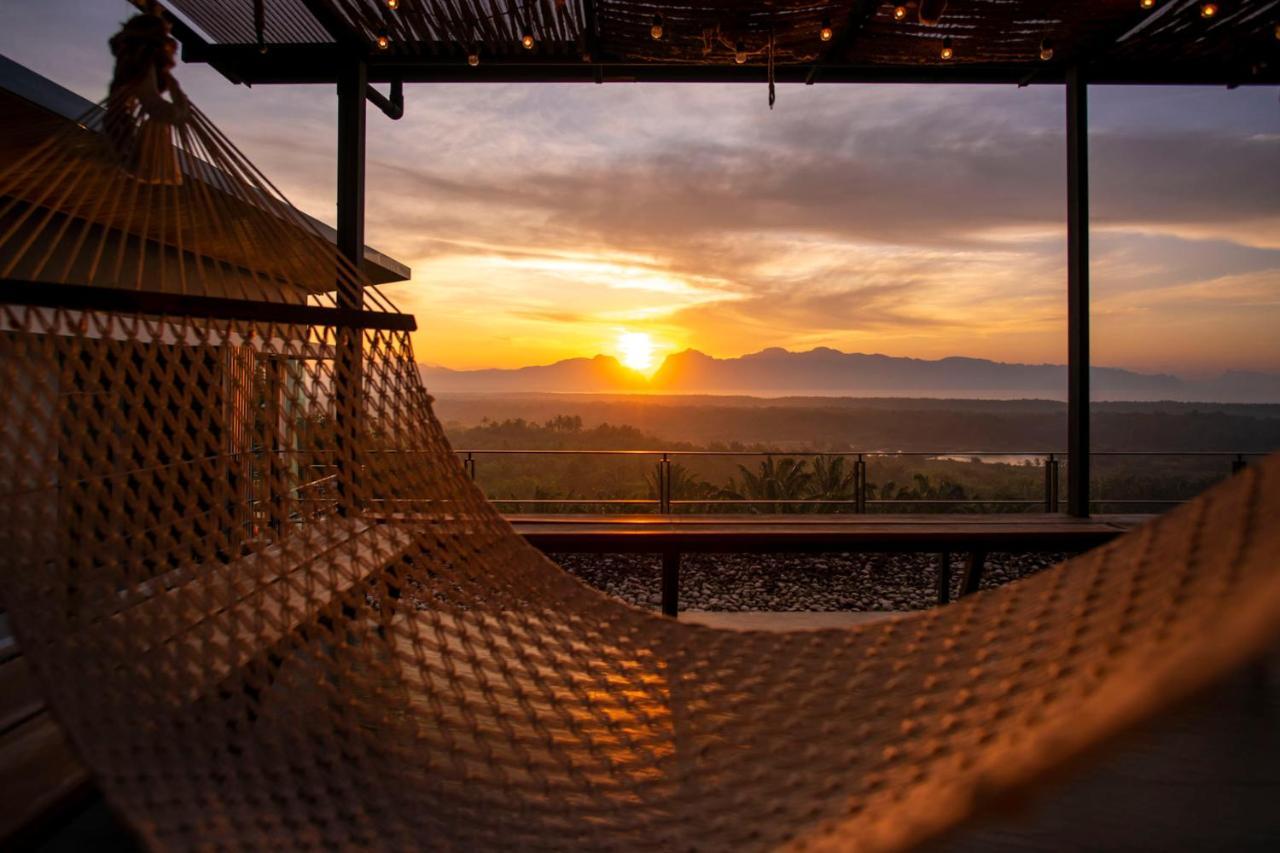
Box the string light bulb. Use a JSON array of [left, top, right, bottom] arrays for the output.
[[386, 0, 398, 9], [735, 39, 748, 64], [376, 30, 390, 50], [1038, 37, 1054, 61], [1139, 0, 1156, 8], [820, 15, 834, 41], [651, 14, 664, 40], [521, 28, 535, 49], [468, 46, 480, 66], [1199, 2, 1218, 17], [893, 5, 908, 21], [940, 36, 953, 60]]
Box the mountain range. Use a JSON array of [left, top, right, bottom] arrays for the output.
[[419, 347, 1280, 403]]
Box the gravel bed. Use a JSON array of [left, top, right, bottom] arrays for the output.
[[552, 552, 1064, 613]]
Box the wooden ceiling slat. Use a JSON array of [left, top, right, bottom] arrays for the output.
[[416, 0, 455, 56], [175, 0, 335, 44]]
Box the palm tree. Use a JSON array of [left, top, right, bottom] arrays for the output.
[[870, 473, 971, 513], [645, 462, 718, 511], [721, 456, 813, 514], [807, 455, 859, 512]]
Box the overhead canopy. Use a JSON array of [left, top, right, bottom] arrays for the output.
[[164, 0, 1280, 86]]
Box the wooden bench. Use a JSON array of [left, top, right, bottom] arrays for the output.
[[0, 514, 415, 846], [511, 513, 1148, 616]]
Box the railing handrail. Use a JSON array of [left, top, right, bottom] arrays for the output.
[[447, 449, 1269, 457], [268, 447, 1265, 517], [263, 448, 1273, 457]]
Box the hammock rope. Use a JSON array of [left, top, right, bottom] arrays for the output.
[[2, 50, 1280, 853]]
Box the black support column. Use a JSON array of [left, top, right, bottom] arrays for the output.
[[335, 58, 366, 512], [1066, 67, 1090, 518], [337, 59, 367, 285]]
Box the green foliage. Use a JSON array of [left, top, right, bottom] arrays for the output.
[[869, 473, 971, 510], [449, 416, 687, 451], [809, 455, 860, 511], [644, 463, 721, 503], [425, 411, 1265, 515], [721, 457, 814, 514], [434, 395, 1280, 454]]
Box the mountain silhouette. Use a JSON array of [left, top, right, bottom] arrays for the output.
[[419, 348, 1280, 403], [421, 354, 648, 394]]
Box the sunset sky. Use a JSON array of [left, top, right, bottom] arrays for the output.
[[3, 1, 1278, 377]]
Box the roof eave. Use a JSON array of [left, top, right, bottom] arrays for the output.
[[183, 44, 1280, 88]]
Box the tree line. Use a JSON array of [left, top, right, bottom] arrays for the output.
[[445, 416, 1246, 514]]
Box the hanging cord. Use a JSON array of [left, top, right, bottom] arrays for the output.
[[767, 30, 776, 109]]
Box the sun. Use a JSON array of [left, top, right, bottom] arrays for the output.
[[617, 332, 656, 373]]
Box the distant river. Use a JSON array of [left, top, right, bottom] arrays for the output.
[[928, 454, 1045, 465]]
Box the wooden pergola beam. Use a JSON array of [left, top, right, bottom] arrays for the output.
[[180, 44, 1280, 86]]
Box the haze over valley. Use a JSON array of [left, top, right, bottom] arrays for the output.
[[421, 347, 1280, 404]]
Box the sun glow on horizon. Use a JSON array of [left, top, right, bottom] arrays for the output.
[[617, 332, 657, 373]]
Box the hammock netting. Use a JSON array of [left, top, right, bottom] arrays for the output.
[[2, 77, 1280, 853]]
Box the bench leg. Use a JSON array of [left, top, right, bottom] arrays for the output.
[[936, 552, 952, 605], [662, 551, 680, 617], [960, 550, 987, 598]]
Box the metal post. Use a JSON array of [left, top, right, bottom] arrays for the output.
[[659, 453, 671, 514], [1066, 66, 1091, 518], [335, 58, 366, 514], [855, 454, 867, 514], [661, 551, 680, 616], [465, 452, 476, 480], [1044, 454, 1061, 513], [1232, 454, 1246, 476]]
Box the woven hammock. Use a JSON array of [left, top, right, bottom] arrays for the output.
[[3, 72, 1280, 853]]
